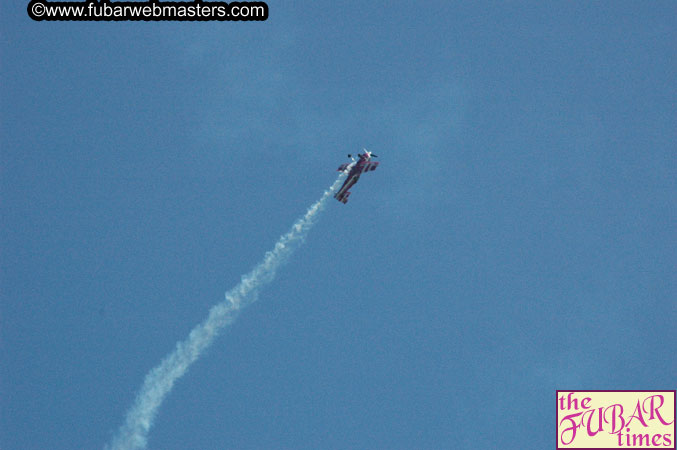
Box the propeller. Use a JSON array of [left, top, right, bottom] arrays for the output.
[[363, 148, 378, 158]]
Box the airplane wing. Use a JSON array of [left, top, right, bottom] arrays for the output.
[[337, 163, 350, 172], [364, 161, 379, 172]]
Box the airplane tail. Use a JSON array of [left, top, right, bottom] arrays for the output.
[[334, 191, 351, 204]]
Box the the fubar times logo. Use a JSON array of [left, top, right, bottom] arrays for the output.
[[557, 391, 675, 449]]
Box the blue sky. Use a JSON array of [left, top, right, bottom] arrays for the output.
[[2, 1, 675, 449]]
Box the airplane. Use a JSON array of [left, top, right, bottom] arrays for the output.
[[334, 149, 379, 204]]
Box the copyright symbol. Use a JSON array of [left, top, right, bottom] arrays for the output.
[[28, 1, 45, 20]]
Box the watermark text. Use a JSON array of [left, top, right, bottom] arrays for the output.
[[28, 0, 268, 22]]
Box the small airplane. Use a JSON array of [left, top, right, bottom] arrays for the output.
[[334, 149, 379, 204]]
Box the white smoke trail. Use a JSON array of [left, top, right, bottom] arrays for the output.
[[108, 170, 350, 450]]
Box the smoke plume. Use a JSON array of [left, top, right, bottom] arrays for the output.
[[108, 170, 350, 450]]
